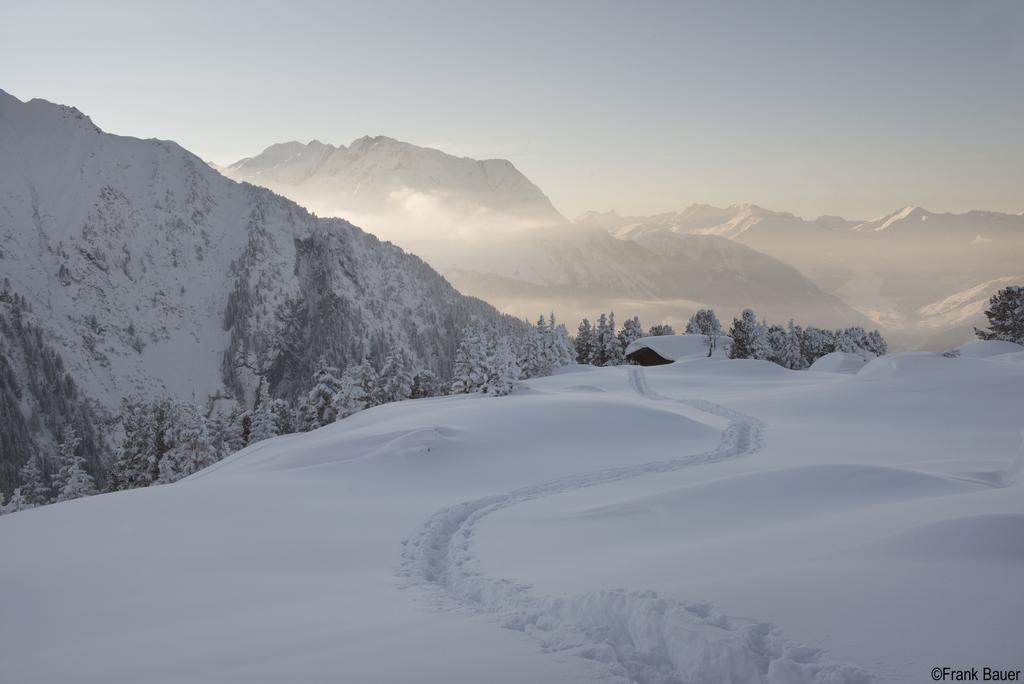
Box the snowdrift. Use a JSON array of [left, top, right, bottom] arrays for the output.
[[809, 351, 867, 373]]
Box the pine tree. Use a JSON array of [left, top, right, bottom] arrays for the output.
[[591, 313, 622, 366], [648, 323, 675, 337], [863, 330, 888, 357], [379, 348, 413, 404], [1, 488, 31, 514], [485, 337, 521, 396], [799, 326, 835, 366], [451, 327, 488, 393], [520, 315, 553, 379], [975, 286, 1024, 344], [575, 318, 595, 364], [54, 425, 97, 502], [17, 454, 51, 506], [766, 323, 787, 364], [550, 321, 575, 368], [750, 318, 773, 360], [248, 380, 280, 444], [773, 321, 807, 369], [300, 357, 343, 430], [334, 364, 369, 419], [109, 399, 173, 490], [410, 369, 439, 399], [728, 309, 759, 359], [617, 316, 645, 357], [158, 403, 222, 483], [355, 359, 383, 407], [835, 326, 869, 357]]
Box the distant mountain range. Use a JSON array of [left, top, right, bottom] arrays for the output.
[[578, 204, 1024, 346], [221, 140, 879, 331], [223, 136, 1022, 344]]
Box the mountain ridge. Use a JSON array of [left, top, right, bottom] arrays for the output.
[[0, 89, 521, 488]]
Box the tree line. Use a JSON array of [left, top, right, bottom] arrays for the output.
[[1, 302, 904, 514]]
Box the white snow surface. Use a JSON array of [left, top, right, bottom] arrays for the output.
[[950, 339, 1024, 358], [2, 354, 1024, 683], [808, 351, 867, 373]]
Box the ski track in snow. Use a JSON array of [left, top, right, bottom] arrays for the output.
[[399, 367, 872, 684]]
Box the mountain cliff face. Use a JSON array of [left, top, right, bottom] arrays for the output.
[[0, 90, 518, 489]]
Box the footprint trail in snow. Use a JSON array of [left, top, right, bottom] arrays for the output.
[[400, 366, 872, 684]]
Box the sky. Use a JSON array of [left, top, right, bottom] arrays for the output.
[[2, 0, 1022, 220]]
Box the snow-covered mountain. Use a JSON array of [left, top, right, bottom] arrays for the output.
[[221, 142, 865, 331], [0, 91, 518, 485], [221, 137, 566, 244], [444, 223, 867, 330], [578, 204, 1024, 347]]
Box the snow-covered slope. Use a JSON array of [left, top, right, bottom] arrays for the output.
[[222, 137, 566, 230], [2, 351, 1022, 683], [0, 91, 515, 417]]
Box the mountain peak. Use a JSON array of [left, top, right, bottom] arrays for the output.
[[222, 134, 566, 226]]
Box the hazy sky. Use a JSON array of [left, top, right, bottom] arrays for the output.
[[2, 0, 1022, 219]]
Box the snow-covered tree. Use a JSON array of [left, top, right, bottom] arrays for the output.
[[750, 320, 773, 360], [975, 285, 1024, 344], [834, 326, 868, 357], [728, 309, 760, 359], [300, 357, 344, 430], [549, 314, 576, 368], [799, 326, 835, 365], [379, 348, 413, 404], [1, 488, 32, 514], [219, 405, 251, 454], [109, 400, 173, 490], [591, 313, 622, 366], [356, 359, 383, 407], [333, 364, 368, 419], [687, 309, 722, 356], [410, 369, 439, 399], [248, 380, 280, 444], [485, 337, 521, 396], [54, 425, 97, 502], [771, 321, 807, 369], [575, 318, 595, 364], [158, 403, 222, 484], [17, 455, 51, 506], [862, 329, 888, 357], [648, 323, 675, 337], [726, 310, 771, 360], [617, 316, 645, 356], [521, 315, 554, 378], [451, 327, 489, 394]]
